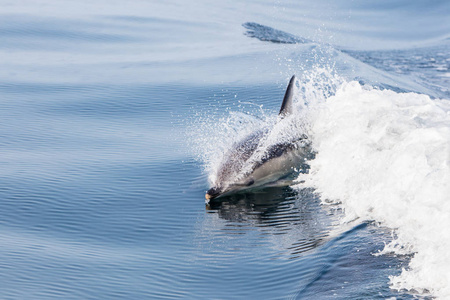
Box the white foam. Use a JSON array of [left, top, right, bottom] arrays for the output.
[[297, 79, 450, 298]]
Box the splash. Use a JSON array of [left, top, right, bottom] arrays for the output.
[[188, 104, 271, 186], [296, 76, 450, 298], [188, 78, 314, 188]]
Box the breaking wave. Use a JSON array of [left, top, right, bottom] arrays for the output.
[[296, 70, 450, 298]]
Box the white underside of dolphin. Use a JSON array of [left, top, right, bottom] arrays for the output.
[[206, 76, 311, 201]]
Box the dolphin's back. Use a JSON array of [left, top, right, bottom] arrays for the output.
[[216, 129, 267, 184], [259, 134, 308, 165]]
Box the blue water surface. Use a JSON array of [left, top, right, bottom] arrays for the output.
[[1, 1, 448, 299], [0, 81, 417, 299]]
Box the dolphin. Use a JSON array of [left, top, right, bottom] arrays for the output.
[[205, 75, 310, 201]]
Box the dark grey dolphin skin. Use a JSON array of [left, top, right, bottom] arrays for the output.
[[206, 76, 310, 201]]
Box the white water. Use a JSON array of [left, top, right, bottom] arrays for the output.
[[296, 77, 450, 298]]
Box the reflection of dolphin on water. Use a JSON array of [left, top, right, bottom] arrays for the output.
[[205, 186, 332, 257], [206, 76, 312, 201]]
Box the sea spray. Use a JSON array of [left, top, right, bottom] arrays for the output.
[[187, 102, 271, 186], [297, 80, 450, 298], [187, 79, 313, 188]]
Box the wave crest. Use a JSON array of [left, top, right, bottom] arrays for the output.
[[297, 79, 450, 298]]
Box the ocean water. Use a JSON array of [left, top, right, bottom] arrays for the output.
[[0, 0, 449, 299]]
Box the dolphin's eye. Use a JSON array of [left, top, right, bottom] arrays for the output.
[[246, 179, 255, 186]]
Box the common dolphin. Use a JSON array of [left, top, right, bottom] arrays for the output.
[[205, 75, 310, 201]]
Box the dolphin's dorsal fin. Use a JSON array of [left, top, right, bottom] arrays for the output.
[[279, 75, 296, 117]]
